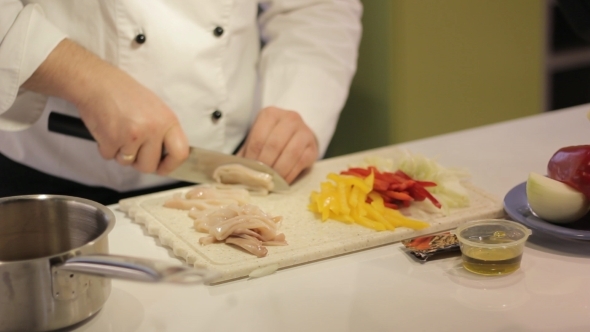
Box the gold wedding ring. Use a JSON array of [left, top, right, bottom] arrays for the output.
[[120, 153, 136, 162]]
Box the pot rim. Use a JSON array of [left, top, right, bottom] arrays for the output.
[[0, 194, 116, 264]]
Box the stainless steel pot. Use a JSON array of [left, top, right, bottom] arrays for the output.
[[0, 195, 218, 332]]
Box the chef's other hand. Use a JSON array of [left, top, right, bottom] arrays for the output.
[[22, 39, 189, 175], [237, 107, 319, 183]]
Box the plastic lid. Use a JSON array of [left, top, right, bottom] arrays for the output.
[[453, 219, 532, 248]]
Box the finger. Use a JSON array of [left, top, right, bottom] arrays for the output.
[[133, 138, 164, 173], [96, 135, 122, 160], [241, 108, 280, 160], [115, 137, 144, 166], [116, 150, 138, 165], [270, 131, 306, 179], [99, 124, 143, 162], [255, 115, 300, 168], [235, 145, 245, 157], [284, 145, 317, 183], [157, 126, 189, 175], [97, 144, 118, 160], [246, 109, 304, 167], [273, 131, 318, 182]]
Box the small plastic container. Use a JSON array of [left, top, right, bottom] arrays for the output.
[[453, 219, 532, 276]]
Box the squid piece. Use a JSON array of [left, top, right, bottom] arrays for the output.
[[163, 197, 241, 211], [262, 233, 288, 246], [163, 185, 250, 211], [185, 185, 250, 204], [213, 164, 274, 192], [194, 204, 286, 257], [225, 235, 268, 258], [162, 185, 286, 257]]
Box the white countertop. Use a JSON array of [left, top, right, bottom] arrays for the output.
[[74, 104, 590, 332]]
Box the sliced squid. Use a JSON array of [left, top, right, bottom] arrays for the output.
[[185, 185, 250, 204], [225, 236, 268, 258], [163, 185, 250, 211], [163, 185, 286, 257], [212, 163, 274, 192], [193, 204, 286, 257]]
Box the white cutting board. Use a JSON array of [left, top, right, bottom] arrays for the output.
[[119, 155, 505, 283]]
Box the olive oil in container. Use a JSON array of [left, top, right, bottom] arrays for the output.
[[453, 220, 532, 276], [461, 246, 523, 275]]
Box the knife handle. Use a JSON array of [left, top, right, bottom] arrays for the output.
[[47, 112, 168, 157], [48, 112, 95, 141]]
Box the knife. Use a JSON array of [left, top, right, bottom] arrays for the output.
[[47, 112, 290, 192]]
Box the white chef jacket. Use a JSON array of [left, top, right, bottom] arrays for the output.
[[0, 0, 362, 192]]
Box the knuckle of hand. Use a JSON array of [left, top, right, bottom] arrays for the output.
[[302, 147, 318, 165], [266, 141, 283, 154], [284, 111, 301, 122], [126, 126, 141, 142], [261, 106, 277, 113], [178, 148, 190, 160], [261, 106, 288, 119], [98, 147, 114, 160], [247, 141, 264, 156]]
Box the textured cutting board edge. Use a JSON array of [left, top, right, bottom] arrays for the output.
[[119, 182, 505, 284]]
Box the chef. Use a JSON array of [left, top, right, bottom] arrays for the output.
[[0, 1, 362, 204]]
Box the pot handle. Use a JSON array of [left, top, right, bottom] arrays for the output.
[[57, 254, 220, 285]]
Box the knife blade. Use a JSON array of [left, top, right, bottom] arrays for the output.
[[47, 112, 290, 192]]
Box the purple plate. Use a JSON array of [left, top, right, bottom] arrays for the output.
[[503, 182, 590, 241]]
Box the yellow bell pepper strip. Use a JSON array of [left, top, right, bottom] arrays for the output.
[[308, 171, 429, 231], [383, 209, 430, 230], [336, 181, 350, 215]]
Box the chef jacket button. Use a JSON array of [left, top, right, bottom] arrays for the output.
[[213, 26, 224, 37], [212, 110, 223, 120], [135, 33, 146, 44]]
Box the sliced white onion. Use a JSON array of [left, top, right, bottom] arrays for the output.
[[526, 172, 590, 224]]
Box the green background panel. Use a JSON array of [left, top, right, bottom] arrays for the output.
[[326, 0, 545, 157]]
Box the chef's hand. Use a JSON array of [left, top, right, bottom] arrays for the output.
[[237, 107, 319, 183], [76, 64, 189, 175], [22, 39, 189, 175]]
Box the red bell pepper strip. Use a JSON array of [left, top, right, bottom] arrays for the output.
[[373, 178, 390, 191], [414, 185, 442, 208], [384, 202, 400, 209], [416, 180, 437, 187], [339, 166, 441, 210], [345, 168, 372, 177], [383, 190, 413, 201]]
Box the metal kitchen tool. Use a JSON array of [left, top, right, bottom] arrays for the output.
[[0, 194, 220, 332], [48, 112, 290, 192]]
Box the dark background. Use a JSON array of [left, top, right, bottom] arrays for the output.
[[551, 3, 590, 110]]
